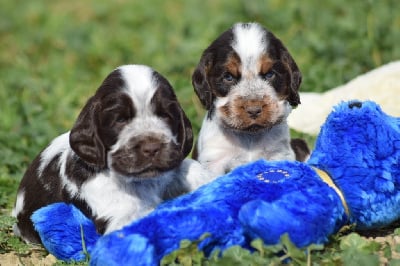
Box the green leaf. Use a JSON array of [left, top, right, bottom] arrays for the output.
[[280, 233, 307, 264], [382, 244, 392, 260], [394, 244, 400, 253], [250, 238, 265, 253], [339, 233, 380, 266], [161, 235, 208, 266], [340, 233, 381, 252], [342, 253, 380, 266], [394, 228, 400, 236]]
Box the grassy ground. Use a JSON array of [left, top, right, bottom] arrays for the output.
[[1, 0, 400, 264]]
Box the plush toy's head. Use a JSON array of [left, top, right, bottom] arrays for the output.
[[308, 100, 400, 229]]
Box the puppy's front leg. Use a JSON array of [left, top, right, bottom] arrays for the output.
[[162, 159, 214, 200]]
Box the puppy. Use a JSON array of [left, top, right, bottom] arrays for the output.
[[13, 65, 210, 244], [192, 22, 309, 176]]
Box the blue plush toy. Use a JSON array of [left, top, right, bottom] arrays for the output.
[[31, 100, 400, 265]]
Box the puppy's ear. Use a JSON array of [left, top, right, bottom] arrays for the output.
[[192, 53, 214, 110], [69, 97, 106, 168], [152, 73, 194, 158], [176, 107, 194, 158], [281, 50, 302, 107], [270, 35, 302, 107]]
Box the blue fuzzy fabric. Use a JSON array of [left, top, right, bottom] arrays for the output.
[[31, 100, 400, 265], [91, 207, 243, 265], [154, 160, 347, 248], [90, 233, 156, 266], [31, 202, 100, 262], [308, 101, 400, 229]]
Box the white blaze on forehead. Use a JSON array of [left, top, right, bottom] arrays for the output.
[[117, 65, 157, 113], [232, 23, 267, 72], [108, 64, 178, 160]]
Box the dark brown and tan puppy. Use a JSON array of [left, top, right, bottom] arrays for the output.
[[192, 22, 309, 176]]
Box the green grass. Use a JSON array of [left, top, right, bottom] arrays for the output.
[[1, 0, 400, 264]]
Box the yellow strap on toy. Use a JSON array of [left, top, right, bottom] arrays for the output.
[[313, 167, 350, 217]]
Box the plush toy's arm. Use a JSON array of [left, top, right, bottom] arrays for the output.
[[238, 183, 348, 248], [31, 203, 100, 262], [89, 206, 245, 265]]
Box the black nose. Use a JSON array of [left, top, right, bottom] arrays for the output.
[[141, 142, 162, 157], [246, 106, 262, 119], [349, 101, 362, 109]]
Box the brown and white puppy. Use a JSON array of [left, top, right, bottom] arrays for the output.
[[13, 65, 210, 244], [192, 22, 309, 176]]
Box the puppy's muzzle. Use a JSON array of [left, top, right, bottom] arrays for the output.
[[238, 98, 265, 120], [244, 105, 263, 119], [140, 141, 162, 158]]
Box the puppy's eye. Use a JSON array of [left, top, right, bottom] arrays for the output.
[[115, 116, 129, 124], [260, 71, 275, 81], [223, 72, 236, 83]]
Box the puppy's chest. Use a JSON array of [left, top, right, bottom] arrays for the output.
[[79, 174, 166, 233], [215, 141, 270, 163], [199, 124, 296, 176], [201, 136, 275, 173]]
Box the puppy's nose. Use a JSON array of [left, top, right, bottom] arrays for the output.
[[246, 106, 262, 119], [141, 142, 162, 157]]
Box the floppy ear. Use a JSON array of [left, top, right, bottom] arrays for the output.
[[281, 49, 302, 107], [151, 72, 194, 158], [269, 34, 302, 107], [69, 97, 106, 168], [192, 53, 214, 110], [176, 106, 194, 158]]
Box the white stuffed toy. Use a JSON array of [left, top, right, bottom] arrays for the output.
[[288, 61, 400, 135]]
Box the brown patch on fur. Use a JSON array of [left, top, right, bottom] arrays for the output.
[[224, 53, 241, 77], [219, 96, 282, 131], [258, 54, 274, 75]]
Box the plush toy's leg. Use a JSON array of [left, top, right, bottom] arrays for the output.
[[31, 203, 100, 262], [90, 207, 245, 264], [90, 233, 156, 266], [239, 196, 346, 248]]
